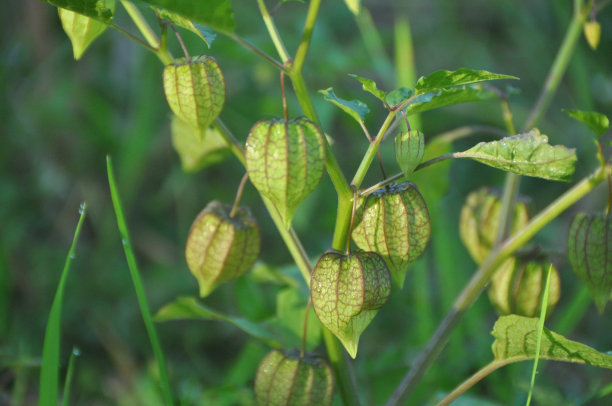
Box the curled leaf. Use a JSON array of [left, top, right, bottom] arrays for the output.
[[460, 129, 577, 181], [492, 315, 612, 369], [319, 88, 370, 124]]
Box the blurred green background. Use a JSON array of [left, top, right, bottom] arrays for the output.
[[1, 0, 612, 405]]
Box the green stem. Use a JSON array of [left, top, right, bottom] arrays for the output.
[[256, 0, 290, 63], [384, 164, 610, 406], [351, 112, 395, 187], [523, 1, 589, 131], [292, 0, 322, 73], [225, 33, 287, 71], [435, 360, 509, 406], [107, 157, 174, 406], [120, 0, 173, 64]]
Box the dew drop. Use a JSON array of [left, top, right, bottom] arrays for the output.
[[78, 203, 85, 215], [73, 348, 81, 356], [122, 238, 128, 246], [69, 253, 76, 259]]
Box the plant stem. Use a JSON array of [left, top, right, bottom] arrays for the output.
[[120, 0, 173, 64], [435, 360, 509, 406], [229, 173, 250, 218], [256, 0, 290, 63], [225, 33, 287, 71], [293, 0, 322, 73], [351, 112, 396, 187], [385, 164, 610, 406], [523, 1, 589, 131]]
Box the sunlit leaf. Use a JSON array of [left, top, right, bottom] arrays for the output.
[[403, 85, 498, 116], [563, 109, 609, 138], [42, 0, 114, 24], [319, 88, 369, 124], [460, 129, 576, 181], [140, 0, 235, 33], [349, 74, 387, 102], [155, 7, 216, 47], [492, 315, 612, 369], [154, 296, 282, 347], [415, 68, 518, 93]]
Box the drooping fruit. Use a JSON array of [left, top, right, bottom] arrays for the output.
[[488, 258, 561, 317], [568, 212, 612, 313], [245, 117, 326, 228], [163, 55, 225, 130], [351, 182, 430, 288], [185, 200, 260, 297], [254, 349, 333, 406], [395, 129, 424, 177], [310, 249, 391, 358], [171, 115, 230, 172], [59, 1, 114, 60], [460, 187, 530, 265], [583, 21, 601, 50]]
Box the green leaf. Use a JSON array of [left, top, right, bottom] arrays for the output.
[[319, 88, 370, 124], [154, 296, 282, 347], [42, 0, 114, 24], [140, 0, 235, 33], [492, 315, 612, 369], [171, 117, 230, 172], [563, 109, 609, 138], [343, 0, 361, 15], [415, 68, 518, 93], [59, 1, 114, 59], [39, 204, 87, 406], [349, 74, 387, 102], [107, 156, 174, 405], [460, 129, 577, 181], [155, 7, 216, 47], [404, 84, 499, 116]]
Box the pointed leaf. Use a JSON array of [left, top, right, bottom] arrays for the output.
[[140, 0, 235, 33], [349, 74, 387, 102], [403, 84, 499, 116], [563, 109, 609, 138], [492, 315, 612, 369], [155, 7, 216, 47], [42, 0, 114, 24], [319, 88, 369, 124], [154, 296, 281, 347], [460, 129, 577, 181], [415, 68, 518, 93]]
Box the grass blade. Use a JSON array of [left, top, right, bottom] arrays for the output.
[[39, 203, 87, 406], [61, 347, 80, 406], [525, 264, 553, 406], [106, 155, 174, 406]]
